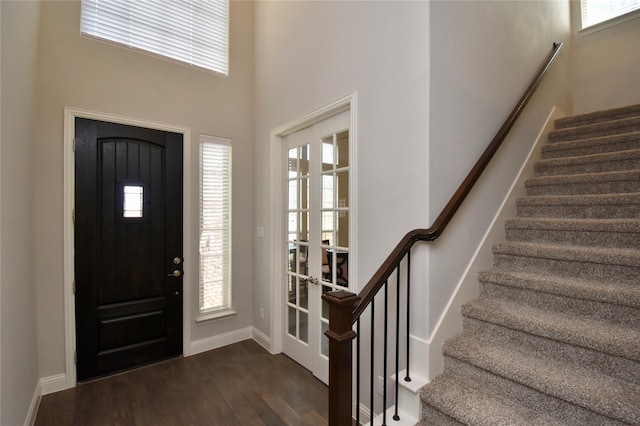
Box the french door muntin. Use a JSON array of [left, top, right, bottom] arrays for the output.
[[284, 111, 350, 383]]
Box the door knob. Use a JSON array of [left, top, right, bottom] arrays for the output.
[[167, 270, 182, 278]]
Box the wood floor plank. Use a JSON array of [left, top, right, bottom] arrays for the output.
[[35, 340, 328, 426]]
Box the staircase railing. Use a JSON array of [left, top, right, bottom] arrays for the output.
[[323, 42, 564, 426]]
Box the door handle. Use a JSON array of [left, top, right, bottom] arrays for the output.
[[308, 276, 319, 285], [167, 270, 182, 278]]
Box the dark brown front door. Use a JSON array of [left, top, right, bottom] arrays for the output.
[[74, 118, 183, 381]]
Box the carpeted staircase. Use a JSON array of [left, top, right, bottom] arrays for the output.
[[418, 104, 640, 425]]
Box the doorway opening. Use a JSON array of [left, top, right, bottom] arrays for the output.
[[269, 93, 357, 384], [63, 109, 193, 388]]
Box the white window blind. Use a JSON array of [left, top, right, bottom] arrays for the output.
[[80, 0, 229, 75], [581, 0, 640, 28], [199, 135, 232, 314]]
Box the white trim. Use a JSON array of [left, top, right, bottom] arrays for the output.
[[251, 326, 273, 353], [24, 381, 41, 426], [190, 326, 252, 355], [0, 2, 3, 417], [63, 107, 193, 388], [269, 92, 357, 356], [424, 107, 562, 378], [196, 309, 237, 323], [40, 373, 68, 396]]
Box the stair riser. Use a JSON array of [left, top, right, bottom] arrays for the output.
[[516, 202, 640, 219], [526, 179, 639, 196], [443, 357, 626, 425], [534, 157, 640, 176], [541, 137, 640, 159], [418, 407, 464, 426], [478, 281, 640, 328], [548, 123, 640, 143], [493, 254, 639, 286], [463, 318, 640, 385], [505, 227, 640, 249]]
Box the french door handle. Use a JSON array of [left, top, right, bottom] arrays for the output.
[[308, 276, 319, 285], [167, 270, 182, 278]]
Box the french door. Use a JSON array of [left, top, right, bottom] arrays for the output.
[[283, 110, 351, 384]]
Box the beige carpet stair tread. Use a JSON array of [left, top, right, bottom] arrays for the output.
[[541, 131, 640, 159], [420, 373, 570, 426], [525, 169, 640, 196], [493, 240, 640, 268], [548, 116, 640, 143], [461, 297, 640, 361], [534, 148, 640, 175], [505, 217, 640, 233], [504, 217, 640, 248], [443, 333, 640, 425], [554, 104, 640, 129], [477, 268, 640, 309], [515, 194, 640, 219]]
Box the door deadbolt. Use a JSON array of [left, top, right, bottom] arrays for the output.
[[173, 257, 182, 265]]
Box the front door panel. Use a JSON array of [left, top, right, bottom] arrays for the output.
[[75, 118, 183, 381]]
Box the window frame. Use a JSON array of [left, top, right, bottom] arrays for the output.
[[79, 0, 229, 76], [197, 134, 233, 321]]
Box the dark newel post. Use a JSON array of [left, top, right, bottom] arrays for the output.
[[323, 290, 360, 426]]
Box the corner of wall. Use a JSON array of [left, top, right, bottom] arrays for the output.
[[23, 381, 41, 426]]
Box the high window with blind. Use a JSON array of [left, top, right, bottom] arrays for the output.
[[199, 135, 232, 315], [581, 0, 640, 29], [80, 0, 229, 75]]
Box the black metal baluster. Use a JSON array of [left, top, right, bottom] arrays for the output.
[[356, 319, 361, 426], [370, 301, 375, 424], [394, 262, 401, 421], [383, 281, 388, 426], [405, 252, 412, 382]]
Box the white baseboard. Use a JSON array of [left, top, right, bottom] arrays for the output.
[[24, 381, 41, 426], [40, 373, 68, 396], [190, 326, 253, 355], [251, 327, 272, 353]]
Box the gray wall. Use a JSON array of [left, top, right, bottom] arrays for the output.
[[1, 1, 41, 424], [34, 0, 254, 378], [570, 0, 640, 113], [427, 0, 572, 338], [253, 0, 431, 341]]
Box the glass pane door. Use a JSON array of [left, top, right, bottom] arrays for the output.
[[281, 110, 351, 383], [319, 129, 349, 361], [287, 144, 310, 348]]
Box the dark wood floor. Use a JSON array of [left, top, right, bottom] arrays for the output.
[[35, 340, 328, 426]]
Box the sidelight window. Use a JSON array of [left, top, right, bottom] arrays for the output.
[[80, 0, 229, 75], [199, 135, 232, 315]]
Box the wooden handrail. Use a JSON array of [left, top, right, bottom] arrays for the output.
[[352, 42, 564, 322], [323, 42, 564, 426]]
